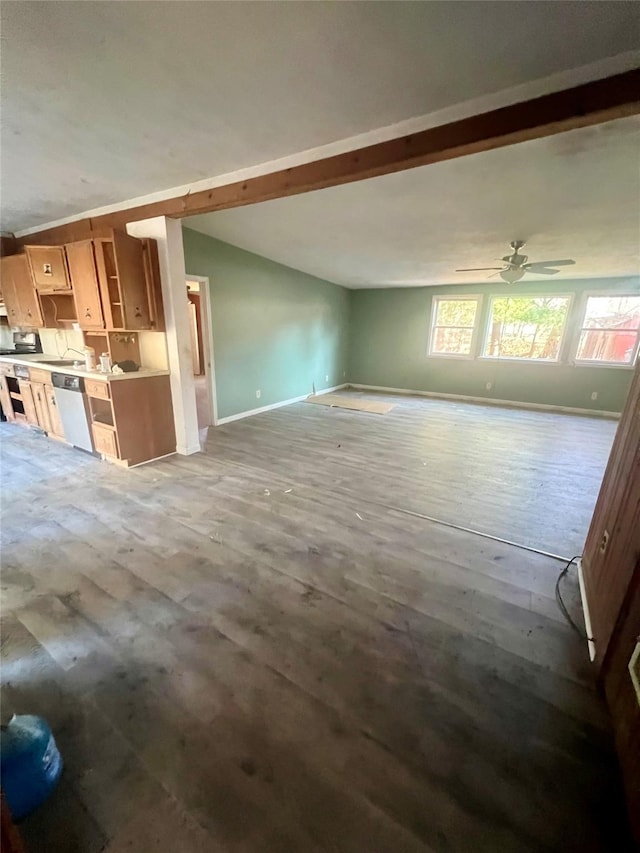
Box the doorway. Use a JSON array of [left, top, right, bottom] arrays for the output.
[[186, 276, 217, 429]]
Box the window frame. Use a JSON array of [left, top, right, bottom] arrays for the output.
[[479, 292, 573, 364], [572, 291, 640, 369], [427, 294, 483, 360]]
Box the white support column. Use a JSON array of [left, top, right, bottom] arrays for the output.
[[126, 216, 200, 455]]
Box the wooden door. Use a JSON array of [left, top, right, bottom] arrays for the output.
[[44, 384, 65, 439], [17, 380, 38, 426], [30, 382, 52, 433], [581, 363, 640, 664], [25, 246, 70, 291], [0, 376, 15, 421], [66, 241, 105, 330], [0, 255, 43, 328], [112, 230, 151, 330]]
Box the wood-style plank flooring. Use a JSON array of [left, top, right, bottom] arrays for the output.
[[0, 392, 630, 852]]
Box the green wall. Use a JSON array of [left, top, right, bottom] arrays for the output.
[[183, 228, 350, 419], [348, 278, 639, 413]]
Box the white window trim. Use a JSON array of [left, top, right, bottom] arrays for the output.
[[480, 293, 573, 364], [427, 294, 483, 360], [572, 290, 640, 368]]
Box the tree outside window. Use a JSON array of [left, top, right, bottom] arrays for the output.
[[430, 297, 480, 357], [484, 296, 570, 361]]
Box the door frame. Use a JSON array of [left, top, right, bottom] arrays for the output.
[[185, 274, 218, 426]]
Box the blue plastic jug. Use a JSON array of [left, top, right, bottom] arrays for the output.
[[0, 715, 63, 820]]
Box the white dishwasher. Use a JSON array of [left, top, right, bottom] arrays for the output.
[[51, 373, 94, 452]]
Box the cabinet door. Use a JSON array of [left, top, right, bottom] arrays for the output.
[[31, 381, 52, 432], [0, 255, 43, 327], [91, 422, 119, 457], [25, 246, 70, 291], [66, 240, 105, 330], [44, 385, 65, 438], [18, 380, 39, 426], [0, 375, 15, 421], [112, 230, 151, 330]]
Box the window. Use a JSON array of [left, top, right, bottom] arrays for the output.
[[575, 295, 640, 366], [429, 296, 480, 357], [483, 295, 570, 361]]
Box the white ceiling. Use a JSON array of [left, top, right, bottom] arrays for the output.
[[2, 1, 639, 233], [185, 116, 640, 288]]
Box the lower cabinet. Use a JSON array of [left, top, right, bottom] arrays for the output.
[[44, 385, 65, 439], [0, 375, 15, 422], [4, 374, 66, 439], [31, 382, 52, 434], [17, 379, 39, 426], [91, 422, 119, 458]]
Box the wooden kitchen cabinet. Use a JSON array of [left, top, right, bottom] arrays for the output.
[[0, 254, 44, 328], [30, 382, 52, 434], [91, 422, 119, 457], [94, 230, 151, 330], [44, 384, 65, 439], [25, 246, 71, 291], [86, 374, 175, 465], [0, 375, 15, 421], [66, 240, 105, 330], [17, 380, 39, 426]]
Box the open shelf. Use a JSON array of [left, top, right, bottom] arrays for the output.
[[40, 293, 78, 328], [88, 396, 114, 428]]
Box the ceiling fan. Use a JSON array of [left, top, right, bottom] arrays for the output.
[[456, 241, 576, 283]]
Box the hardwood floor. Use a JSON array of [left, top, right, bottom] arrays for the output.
[[0, 393, 630, 852]]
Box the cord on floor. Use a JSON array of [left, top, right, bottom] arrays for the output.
[[555, 556, 594, 642]]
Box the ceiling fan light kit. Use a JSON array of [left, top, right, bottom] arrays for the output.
[[455, 241, 575, 284]]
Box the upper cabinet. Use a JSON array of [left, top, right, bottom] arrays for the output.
[[25, 246, 71, 291], [0, 254, 44, 328], [94, 230, 151, 330], [2, 232, 162, 333], [66, 240, 104, 330]]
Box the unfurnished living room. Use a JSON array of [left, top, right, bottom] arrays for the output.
[[0, 3, 639, 852]]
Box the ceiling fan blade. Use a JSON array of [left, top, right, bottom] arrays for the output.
[[525, 267, 560, 275], [456, 267, 505, 272], [487, 269, 505, 279], [523, 259, 575, 269]]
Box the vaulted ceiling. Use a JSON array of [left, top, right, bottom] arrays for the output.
[[2, 1, 639, 233], [186, 116, 640, 288]]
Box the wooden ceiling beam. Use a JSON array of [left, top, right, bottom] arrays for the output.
[[16, 68, 640, 246]]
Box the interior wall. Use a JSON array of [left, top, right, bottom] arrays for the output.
[[348, 277, 639, 413], [182, 228, 350, 420]]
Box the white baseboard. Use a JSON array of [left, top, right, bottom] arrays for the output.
[[215, 384, 348, 425], [577, 559, 597, 662], [348, 384, 621, 419]]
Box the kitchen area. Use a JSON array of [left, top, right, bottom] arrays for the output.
[[0, 231, 177, 467]]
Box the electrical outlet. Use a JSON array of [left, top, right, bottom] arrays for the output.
[[485, 381, 493, 391], [325, 375, 329, 382], [343, 371, 346, 377], [591, 391, 598, 401], [256, 389, 261, 399], [599, 529, 610, 554]]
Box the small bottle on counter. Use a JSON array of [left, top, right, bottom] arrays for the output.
[[84, 346, 96, 371], [99, 352, 112, 373]]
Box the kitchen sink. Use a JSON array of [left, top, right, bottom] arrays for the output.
[[42, 359, 80, 366]]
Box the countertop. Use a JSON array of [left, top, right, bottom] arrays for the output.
[[0, 353, 170, 382]]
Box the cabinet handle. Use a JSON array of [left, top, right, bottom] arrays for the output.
[[85, 309, 92, 318]]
